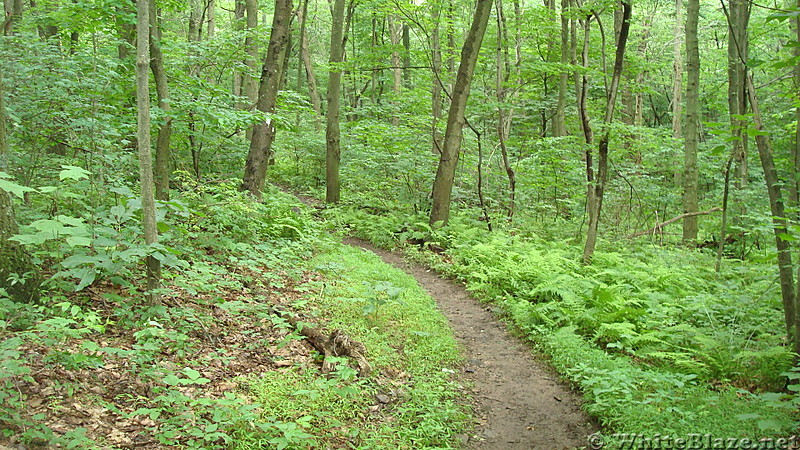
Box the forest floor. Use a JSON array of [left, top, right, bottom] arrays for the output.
[[342, 237, 598, 449]]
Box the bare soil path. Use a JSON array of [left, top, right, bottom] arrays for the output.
[[343, 237, 598, 449]]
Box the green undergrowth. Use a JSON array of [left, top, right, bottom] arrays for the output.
[[0, 172, 468, 447], [322, 204, 800, 442], [240, 244, 469, 449]]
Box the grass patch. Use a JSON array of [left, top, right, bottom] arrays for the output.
[[240, 244, 470, 449]]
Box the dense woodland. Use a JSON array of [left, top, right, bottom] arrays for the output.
[[2, 0, 800, 445]]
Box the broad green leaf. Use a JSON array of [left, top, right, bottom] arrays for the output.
[[59, 165, 91, 181], [0, 179, 36, 199]]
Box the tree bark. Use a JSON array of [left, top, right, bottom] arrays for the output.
[[297, 0, 321, 122], [496, 0, 516, 220], [325, 0, 348, 203], [582, 0, 631, 264], [727, 0, 749, 191], [3, 0, 22, 35], [431, 5, 443, 154], [136, 0, 161, 305], [746, 72, 799, 354], [794, 0, 800, 211], [682, 0, 700, 243], [671, 0, 683, 186], [429, 0, 493, 225], [149, 0, 172, 202], [389, 15, 402, 126], [241, 0, 294, 198], [554, 0, 570, 137], [0, 67, 41, 303]]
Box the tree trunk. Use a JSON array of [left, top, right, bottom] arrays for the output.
[[429, 0, 493, 225], [671, 0, 683, 185], [794, 0, 800, 211], [3, 0, 22, 35], [727, 0, 749, 191], [745, 72, 799, 355], [297, 0, 321, 123], [325, 0, 348, 203], [233, 0, 245, 101], [496, 0, 516, 220], [582, 0, 631, 264], [682, 0, 700, 243], [149, 0, 172, 202], [431, 5, 443, 154], [0, 68, 40, 303], [206, 0, 215, 38], [554, 0, 569, 137], [402, 23, 411, 87], [136, 0, 161, 305], [389, 15, 402, 126], [240, 0, 293, 198]]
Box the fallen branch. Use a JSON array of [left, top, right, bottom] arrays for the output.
[[268, 306, 371, 377], [628, 207, 721, 238]]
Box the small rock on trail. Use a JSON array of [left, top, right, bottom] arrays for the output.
[[343, 237, 598, 449]]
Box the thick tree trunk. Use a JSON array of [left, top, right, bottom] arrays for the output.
[[325, 0, 348, 203], [149, 1, 172, 202], [136, 0, 161, 305], [582, 0, 631, 264], [241, 0, 293, 198], [682, 0, 700, 243], [429, 0, 493, 225]]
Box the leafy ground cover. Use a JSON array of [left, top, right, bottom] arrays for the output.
[[0, 174, 469, 448], [312, 202, 800, 443]]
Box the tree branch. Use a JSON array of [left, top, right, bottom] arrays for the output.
[[628, 207, 721, 238]]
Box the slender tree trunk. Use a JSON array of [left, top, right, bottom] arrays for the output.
[[233, 0, 245, 101], [325, 0, 348, 203], [496, 0, 516, 220], [429, 0, 493, 225], [682, 0, 700, 243], [149, 0, 172, 201], [554, 0, 570, 137], [241, 0, 294, 198], [297, 0, 321, 122], [136, 0, 161, 305], [794, 0, 800, 210], [671, 0, 683, 186], [245, 0, 259, 113], [389, 15, 402, 126], [582, 0, 631, 264], [403, 23, 411, 87], [206, 0, 215, 38], [728, 0, 749, 192], [431, 5, 443, 154], [745, 72, 799, 354]]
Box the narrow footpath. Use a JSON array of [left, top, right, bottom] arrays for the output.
[[343, 237, 598, 449]]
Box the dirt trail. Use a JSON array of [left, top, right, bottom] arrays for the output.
[[343, 237, 597, 449]]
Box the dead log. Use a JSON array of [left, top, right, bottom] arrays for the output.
[[268, 306, 371, 377], [628, 207, 721, 239]]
